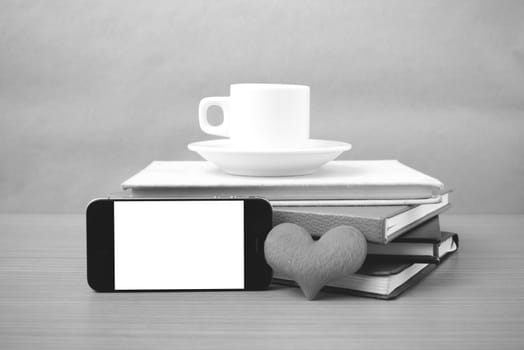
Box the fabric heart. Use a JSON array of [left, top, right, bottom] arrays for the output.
[[265, 223, 367, 300]]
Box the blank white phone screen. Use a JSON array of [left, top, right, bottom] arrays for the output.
[[114, 201, 244, 290]]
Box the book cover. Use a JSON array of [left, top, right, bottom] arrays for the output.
[[366, 217, 459, 263], [110, 190, 444, 207], [273, 236, 458, 300], [367, 230, 459, 263], [121, 160, 444, 203], [273, 193, 451, 244]]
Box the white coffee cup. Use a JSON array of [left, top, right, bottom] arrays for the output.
[[198, 84, 310, 148]]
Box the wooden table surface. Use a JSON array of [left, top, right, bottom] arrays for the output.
[[1, 214, 523, 349]]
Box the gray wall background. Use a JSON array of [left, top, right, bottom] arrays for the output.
[[1, 0, 523, 214]]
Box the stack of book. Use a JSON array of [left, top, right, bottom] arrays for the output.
[[118, 160, 458, 299]]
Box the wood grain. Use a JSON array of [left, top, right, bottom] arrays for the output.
[[1, 214, 523, 349]]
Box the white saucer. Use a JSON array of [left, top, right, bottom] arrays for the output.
[[187, 139, 352, 176]]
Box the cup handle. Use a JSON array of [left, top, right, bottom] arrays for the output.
[[198, 97, 230, 137]]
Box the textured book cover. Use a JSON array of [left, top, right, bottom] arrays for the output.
[[273, 193, 450, 244]]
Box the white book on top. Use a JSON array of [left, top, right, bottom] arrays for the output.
[[121, 160, 444, 205]]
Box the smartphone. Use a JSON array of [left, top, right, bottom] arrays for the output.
[[86, 198, 273, 292]]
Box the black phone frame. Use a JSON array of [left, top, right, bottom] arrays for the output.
[[86, 197, 273, 292]]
